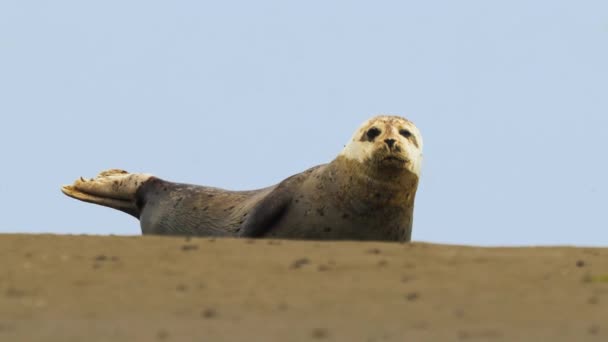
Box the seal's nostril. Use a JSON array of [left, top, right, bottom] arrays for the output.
[[385, 139, 396, 148]]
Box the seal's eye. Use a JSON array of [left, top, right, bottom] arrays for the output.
[[366, 127, 381, 141], [399, 129, 412, 138]]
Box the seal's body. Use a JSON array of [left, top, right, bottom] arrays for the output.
[[62, 115, 423, 241]]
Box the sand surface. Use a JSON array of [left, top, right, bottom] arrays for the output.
[[0, 234, 606, 341]]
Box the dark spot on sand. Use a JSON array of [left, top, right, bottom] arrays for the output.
[[94, 255, 108, 262], [0, 323, 15, 333], [181, 244, 199, 251], [291, 258, 311, 269], [201, 308, 217, 319], [405, 292, 419, 301], [202, 206, 209, 211], [589, 325, 600, 335], [316, 207, 325, 216], [312, 328, 329, 339], [377, 260, 388, 267], [268, 240, 281, 245], [367, 248, 381, 254], [576, 260, 585, 267], [401, 275, 413, 283], [458, 330, 502, 339], [5, 287, 26, 298], [207, 194, 214, 198], [318, 265, 330, 272], [176, 284, 188, 292], [156, 330, 169, 340], [588, 296, 599, 305]]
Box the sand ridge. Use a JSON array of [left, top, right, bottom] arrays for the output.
[[0, 234, 606, 341]]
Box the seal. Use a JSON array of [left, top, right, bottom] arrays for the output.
[[61, 115, 423, 241]]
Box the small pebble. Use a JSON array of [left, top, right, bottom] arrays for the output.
[[312, 328, 329, 339], [201, 308, 217, 319], [94, 255, 107, 261], [156, 330, 169, 340], [181, 244, 199, 251], [589, 325, 600, 335], [405, 292, 419, 301], [291, 258, 311, 269]]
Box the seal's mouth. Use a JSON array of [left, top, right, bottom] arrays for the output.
[[382, 156, 407, 164], [376, 155, 410, 170]]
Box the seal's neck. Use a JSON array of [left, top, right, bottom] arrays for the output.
[[324, 156, 418, 213]]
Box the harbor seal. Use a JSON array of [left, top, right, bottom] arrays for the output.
[[61, 115, 423, 241]]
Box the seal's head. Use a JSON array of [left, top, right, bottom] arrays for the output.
[[340, 115, 423, 178]]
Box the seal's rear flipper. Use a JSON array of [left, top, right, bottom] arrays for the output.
[[61, 169, 153, 218]]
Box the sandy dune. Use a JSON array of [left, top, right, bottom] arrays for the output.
[[0, 234, 606, 341]]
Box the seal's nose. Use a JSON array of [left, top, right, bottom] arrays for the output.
[[384, 139, 396, 149]]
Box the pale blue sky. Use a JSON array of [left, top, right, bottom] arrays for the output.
[[1, 1, 606, 246]]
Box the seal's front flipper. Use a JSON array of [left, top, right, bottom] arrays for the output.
[[61, 169, 153, 218], [239, 186, 293, 237], [239, 166, 321, 237]]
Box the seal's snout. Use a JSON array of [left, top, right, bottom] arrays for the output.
[[383, 138, 402, 154]]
